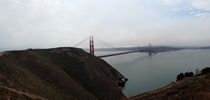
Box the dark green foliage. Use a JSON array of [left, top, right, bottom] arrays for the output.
[[177, 73, 184, 81], [184, 72, 194, 77], [177, 72, 194, 81], [201, 67, 210, 75]]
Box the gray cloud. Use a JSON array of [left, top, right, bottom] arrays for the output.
[[0, 0, 210, 50]]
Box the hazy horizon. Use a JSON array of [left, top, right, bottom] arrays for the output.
[[0, 0, 210, 50]]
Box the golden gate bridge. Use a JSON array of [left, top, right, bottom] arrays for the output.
[[75, 36, 156, 58]]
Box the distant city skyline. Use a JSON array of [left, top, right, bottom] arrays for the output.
[[0, 0, 210, 50]]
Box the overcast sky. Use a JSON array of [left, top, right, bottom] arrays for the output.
[[0, 0, 210, 50]]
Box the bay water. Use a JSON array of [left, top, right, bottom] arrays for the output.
[[96, 49, 210, 97]]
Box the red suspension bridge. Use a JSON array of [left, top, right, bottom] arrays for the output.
[[75, 36, 156, 58]]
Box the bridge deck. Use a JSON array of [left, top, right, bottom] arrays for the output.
[[97, 51, 139, 58]]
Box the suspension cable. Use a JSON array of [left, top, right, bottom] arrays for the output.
[[74, 37, 89, 47], [94, 38, 118, 50]]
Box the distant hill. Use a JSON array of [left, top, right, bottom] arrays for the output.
[[0, 47, 127, 100], [95, 46, 182, 52], [95, 46, 210, 52]]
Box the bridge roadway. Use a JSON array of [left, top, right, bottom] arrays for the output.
[[97, 50, 139, 58], [97, 50, 155, 58]]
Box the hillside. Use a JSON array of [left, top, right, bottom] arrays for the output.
[[0, 86, 47, 100], [131, 74, 210, 100], [0, 47, 127, 100]]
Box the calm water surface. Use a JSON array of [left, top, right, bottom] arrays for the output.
[[96, 49, 210, 97]]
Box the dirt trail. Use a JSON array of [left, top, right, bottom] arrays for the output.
[[0, 86, 48, 100]]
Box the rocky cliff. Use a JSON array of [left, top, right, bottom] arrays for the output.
[[0, 47, 127, 100]]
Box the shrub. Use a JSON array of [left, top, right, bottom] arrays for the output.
[[176, 72, 194, 81], [177, 73, 184, 81], [184, 72, 194, 77], [201, 67, 210, 75]]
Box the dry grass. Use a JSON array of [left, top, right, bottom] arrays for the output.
[[0, 47, 127, 100], [0, 52, 4, 56], [0, 86, 48, 100], [131, 75, 210, 100]]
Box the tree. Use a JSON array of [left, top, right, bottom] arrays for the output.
[[177, 73, 184, 81], [201, 67, 210, 75], [184, 72, 194, 77]]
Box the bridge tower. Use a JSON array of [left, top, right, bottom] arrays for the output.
[[89, 36, 94, 55], [148, 44, 152, 56]]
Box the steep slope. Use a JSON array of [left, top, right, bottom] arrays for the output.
[[131, 75, 210, 100], [0, 86, 47, 100], [0, 47, 127, 100]]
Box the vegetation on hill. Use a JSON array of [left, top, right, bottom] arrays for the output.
[[0, 86, 47, 100], [201, 67, 210, 75], [131, 67, 210, 100], [176, 72, 194, 81], [0, 47, 127, 100]]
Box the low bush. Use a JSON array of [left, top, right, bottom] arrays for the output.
[[177, 73, 184, 81], [176, 72, 194, 81], [201, 67, 210, 75], [184, 72, 194, 77]]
